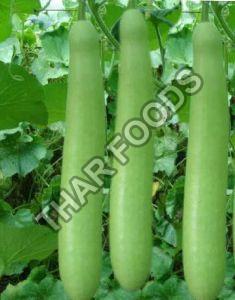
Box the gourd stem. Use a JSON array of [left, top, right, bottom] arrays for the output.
[[201, 1, 209, 22], [145, 0, 152, 19], [79, 0, 86, 20], [128, 0, 137, 8]]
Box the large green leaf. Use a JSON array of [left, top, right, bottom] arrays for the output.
[[31, 52, 68, 85], [0, 37, 21, 63], [151, 247, 173, 280], [0, 223, 57, 276], [150, 6, 181, 45], [2, 266, 68, 299], [0, 62, 48, 129], [225, 4, 235, 33], [14, 0, 41, 13], [165, 28, 193, 66], [0, 199, 34, 228], [41, 28, 69, 65], [43, 82, 67, 124], [103, 3, 124, 29], [0, 127, 47, 177], [0, 0, 41, 42], [0, 0, 12, 42], [161, 276, 193, 299]]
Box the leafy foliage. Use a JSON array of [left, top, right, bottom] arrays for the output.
[[0, 125, 47, 177], [0, 63, 48, 130], [0, 0, 234, 299], [1, 266, 68, 299], [44, 82, 67, 124], [0, 223, 57, 277], [0, 0, 41, 42]]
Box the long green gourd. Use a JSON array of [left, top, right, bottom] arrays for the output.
[[110, 9, 154, 291], [183, 22, 229, 299], [59, 21, 105, 300]]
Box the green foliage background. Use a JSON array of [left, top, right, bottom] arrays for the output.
[[0, 0, 235, 299]]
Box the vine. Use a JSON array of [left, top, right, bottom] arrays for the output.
[[87, 0, 119, 50], [211, 2, 235, 44]]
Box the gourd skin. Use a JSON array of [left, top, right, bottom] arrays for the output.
[[109, 9, 154, 291], [183, 22, 229, 300], [59, 21, 105, 300]]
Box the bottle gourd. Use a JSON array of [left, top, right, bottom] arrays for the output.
[[59, 21, 105, 300], [110, 9, 154, 291], [183, 22, 229, 299]]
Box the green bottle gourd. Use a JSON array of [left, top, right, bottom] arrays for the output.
[[59, 21, 105, 300], [183, 22, 229, 300], [110, 9, 154, 291]]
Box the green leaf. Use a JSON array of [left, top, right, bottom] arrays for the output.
[[142, 280, 163, 298], [0, 0, 12, 42], [0, 223, 57, 276], [41, 28, 69, 65], [0, 128, 47, 177], [0, 62, 48, 129], [0, 199, 12, 211], [106, 66, 118, 98], [0, 201, 34, 228], [0, 37, 21, 63], [151, 247, 173, 280], [163, 223, 178, 247], [100, 252, 113, 285], [149, 6, 181, 46], [44, 82, 67, 124], [154, 128, 179, 176], [31, 53, 68, 85], [103, 288, 141, 300], [219, 253, 235, 299], [165, 176, 185, 219], [165, 28, 193, 66], [225, 5, 235, 33], [95, 252, 113, 299], [147, 21, 159, 50], [39, 175, 61, 208], [0, 0, 41, 43], [162, 61, 178, 84], [103, 4, 123, 29], [2, 266, 69, 299], [13, 0, 41, 13], [162, 276, 193, 299], [177, 93, 190, 123]]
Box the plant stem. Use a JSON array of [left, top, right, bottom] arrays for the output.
[[155, 24, 165, 68], [79, 0, 86, 20], [128, 0, 137, 8], [201, 1, 209, 22], [87, 0, 119, 50], [145, 0, 152, 19], [211, 2, 235, 43]]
